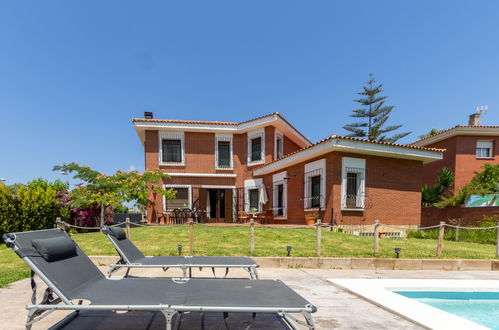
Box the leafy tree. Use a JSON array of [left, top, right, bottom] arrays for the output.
[[53, 162, 173, 226], [17, 185, 58, 231], [440, 164, 499, 207], [26, 178, 68, 192], [0, 183, 18, 235], [418, 128, 443, 140], [343, 74, 411, 142]]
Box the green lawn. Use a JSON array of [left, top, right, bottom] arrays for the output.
[[1, 226, 497, 287]]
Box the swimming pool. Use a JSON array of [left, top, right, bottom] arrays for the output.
[[330, 279, 499, 329], [395, 291, 499, 330]]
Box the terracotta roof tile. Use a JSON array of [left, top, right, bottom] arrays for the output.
[[254, 134, 445, 170], [411, 125, 499, 145], [133, 112, 312, 144]]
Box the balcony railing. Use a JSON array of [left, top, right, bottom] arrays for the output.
[[342, 194, 370, 210]]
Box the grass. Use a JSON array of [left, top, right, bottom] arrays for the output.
[[1, 226, 497, 288]]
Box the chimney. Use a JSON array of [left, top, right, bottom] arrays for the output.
[[468, 106, 487, 126], [144, 111, 153, 119], [468, 113, 481, 126]]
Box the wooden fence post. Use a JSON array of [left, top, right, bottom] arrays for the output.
[[373, 220, 380, 257], [496, 222, 499, 258], [250, 218, 255, 256], [436, 221, 445, 257], [189, 220, 194, 255], [316, 219, 322, 257], [125, 217, 131, 240], [454, 219, 460, 241]]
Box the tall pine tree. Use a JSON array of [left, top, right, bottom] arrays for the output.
[[343, 74, 410, 142]]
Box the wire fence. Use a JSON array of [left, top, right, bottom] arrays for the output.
[[55, 217, 499, 258]]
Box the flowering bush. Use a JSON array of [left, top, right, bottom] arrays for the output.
[[72, 206, 114, 227]]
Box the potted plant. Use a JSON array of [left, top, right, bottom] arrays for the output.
[[304, 211, 319, 225]]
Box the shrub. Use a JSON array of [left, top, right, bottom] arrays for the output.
[[17, 185, 58, 231], [440, 164, 499, 206], [0, 184, 18, 235]]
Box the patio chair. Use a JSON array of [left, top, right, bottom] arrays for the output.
[[102, 226, 259, 279], [3, 229, 316, 330]]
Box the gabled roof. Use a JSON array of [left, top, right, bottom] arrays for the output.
[[133, 112, 311, 148], [253, 134, 444, 176], [411, 125, 499, 147]]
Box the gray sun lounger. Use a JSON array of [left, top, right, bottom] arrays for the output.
[[102, 226, 259, 279], [3, 228, 316, 330]]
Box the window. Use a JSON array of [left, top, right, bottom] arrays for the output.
[[162, 139, 182, 163], [215, 134, 233, 169], [251, 137, 262, 162], [164, 186, 191, 210], [310, 176, 321, 208], [303, 159, 326, 209], [476, 141, 493, 159], [345, 172, 360, 208], [218, 141, 231, 167], [249, 189, 260, 212], [159, 132, 184, 165], [341, 157, 366, 210], [247, 130, 265, 165], [275, 132, 283, 159]]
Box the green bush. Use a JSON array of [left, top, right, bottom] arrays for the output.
[[0, 184, 18, 235], [17, 185, 58, 231]]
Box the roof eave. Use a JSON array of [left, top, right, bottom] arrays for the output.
[[412, 127, 499, 147], [254, 138, 443, 176]]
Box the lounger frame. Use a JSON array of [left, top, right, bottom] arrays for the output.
[[4, 232, 315, 330], [103, 229, 259, 279]]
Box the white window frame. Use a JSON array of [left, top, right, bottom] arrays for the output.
[[275, 130, 284, 159], [163, 184, 192, 211], [341, 157, 366, 211], [159, 132, 185, 166], [303, 159, 326, 210], [476, 140, 494, 159], [215, 134, 233, 170], [244, 178, 263, 212], [272, 171, 287, 219], [247, 129, 265, 166]]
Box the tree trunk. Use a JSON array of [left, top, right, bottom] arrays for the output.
[[100, 202, 105, 227]]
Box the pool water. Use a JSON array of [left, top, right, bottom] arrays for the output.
[[395, 291, 499, 330]]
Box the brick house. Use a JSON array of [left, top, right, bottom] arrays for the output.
[[411, 114, 499, 193], [134, 112, 443, 225]]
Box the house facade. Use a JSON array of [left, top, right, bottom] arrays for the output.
[[134, 112, 444, 225], [412, 125, 499, 193]]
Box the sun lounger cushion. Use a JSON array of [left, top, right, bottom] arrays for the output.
[[32, 236, 77, 262], [108, 226, 127, 240]]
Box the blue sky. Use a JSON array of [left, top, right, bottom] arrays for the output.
[[1, 1, 499, 185]]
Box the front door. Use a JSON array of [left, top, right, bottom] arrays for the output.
[[208, 189, 225, 221]]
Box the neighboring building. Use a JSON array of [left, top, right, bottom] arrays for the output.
[[411, 112, 499, 193], [134, 112, 443, 225]]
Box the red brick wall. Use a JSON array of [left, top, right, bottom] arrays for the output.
[[421, 137, 457, 187], [423, 135, 499, 193], [421, 206, 499, 227], [283, 135, 302, 156], [256, 151, 423, 225], [454, 135, 499, 191], [143, 126, 296, 220]]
